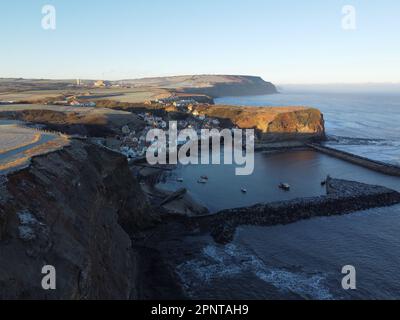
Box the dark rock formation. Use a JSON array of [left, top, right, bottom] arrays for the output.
[[198, 177, 400, 244], [0, 140, 155, 299]]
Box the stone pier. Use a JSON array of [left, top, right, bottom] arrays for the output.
[[194, 177, 400, 244]]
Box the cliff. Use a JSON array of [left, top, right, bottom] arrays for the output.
[[119, 75, 278, 98], [176, 75, 278, 97], [193, 105, 326, 141], [0, 140, 155, 299]]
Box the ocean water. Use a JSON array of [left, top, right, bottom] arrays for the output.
[[161, 91, 400, 300], [158, 150, 400, 213], [176, 205, 400, 300], [216, 91, 400, 166], [159, 150, 400, 299]]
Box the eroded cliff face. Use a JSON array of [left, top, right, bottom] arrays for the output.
[[0, 140, 154, 299], [194, 105, 325, 141], [264, 108, 325, 141]]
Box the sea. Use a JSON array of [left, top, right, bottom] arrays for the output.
[[216, 90, 400, 166], [158, 90, 400, 300]]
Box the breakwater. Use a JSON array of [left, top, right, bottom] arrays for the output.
[[307, 143, 400, 177], [194, 177, 400, 244]]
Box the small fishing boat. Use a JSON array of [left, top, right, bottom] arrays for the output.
[[241, 188, 247, 193], [279, 183, 291, 191], [177, 178, 184, 183], [200, 175, 209, 180], [197, 178, 207, 184]]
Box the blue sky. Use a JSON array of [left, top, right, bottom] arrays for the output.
[[0, 0, 399, 83]]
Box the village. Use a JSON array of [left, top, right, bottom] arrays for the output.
[[113, 102, 223, 162]]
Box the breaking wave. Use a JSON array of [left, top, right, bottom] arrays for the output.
[[326, 135, 397, 147], [176, 244, 333, 300], [324, 136, 400, 166]]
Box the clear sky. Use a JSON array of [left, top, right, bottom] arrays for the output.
[[0, 0, 399, 84]]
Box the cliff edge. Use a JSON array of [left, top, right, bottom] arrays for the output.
[[0, 140, 154, 299], [176, 75, 278, 97], [120, 75, 278, 98]]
